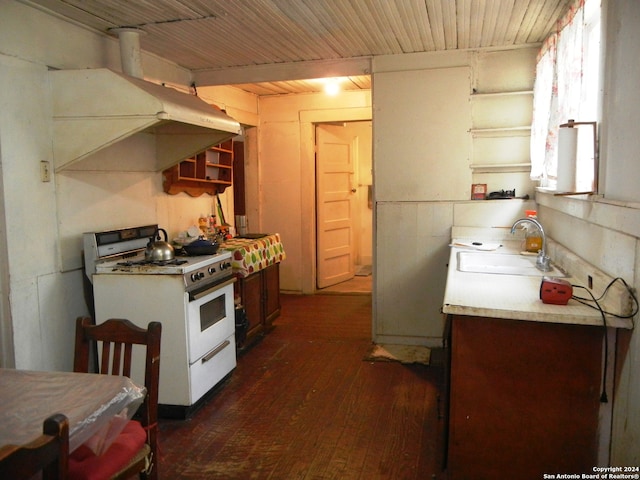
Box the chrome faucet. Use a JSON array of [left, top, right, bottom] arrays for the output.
[[510, 217, 551, 272]]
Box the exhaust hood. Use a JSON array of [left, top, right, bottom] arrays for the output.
[[50, 68, 242, 172]]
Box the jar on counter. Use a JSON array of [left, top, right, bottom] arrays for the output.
[[524, 210, 543, 253]]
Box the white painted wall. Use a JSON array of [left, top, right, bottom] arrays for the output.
[[600, 0, 640, 203], [374, 66, 472, 201], [0, 1, 258, 370], [371, 48, 538, 346], [257, 93, 372, 293], [349, 121, 373, 266], [0, 54, 65, 369]]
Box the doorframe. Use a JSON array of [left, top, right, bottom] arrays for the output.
[[299, 107, 372, 294]]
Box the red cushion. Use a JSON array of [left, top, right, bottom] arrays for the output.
[[69, 420, 147, 480]]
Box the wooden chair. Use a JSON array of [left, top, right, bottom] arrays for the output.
[[0, 413, 69, 480], [71, 317, 161, 480]]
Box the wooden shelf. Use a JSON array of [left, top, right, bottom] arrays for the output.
[[469, 126, 531, 137], [470, 162, 531, 173], [468, 85, 535, 194], [470, 90, 533, 98], [163, 139, 234, 197]]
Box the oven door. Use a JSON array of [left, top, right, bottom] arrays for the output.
[[186, 277, 236, 364]]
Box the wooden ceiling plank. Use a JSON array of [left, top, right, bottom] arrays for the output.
[[284, 0, 353, 58], [341, 1, 394, 55], [194, 56, 372, 86], [393, 0, 434, 52], [25, 0, 571, 95], [326, 1, 373, 56], [240, 0, 333, 61], [468, 0, 486, 48], [441, 0, 458, 49], [480, 0, 501, 47], [425, 0, 446, 50], [408, 0, 437, 51], [376, 1, 417, 53], [491, 0, 517, 46], [280, 0, 382, 60], [503, 0, 530, 44], [527, 0, 571, 43], [457, 0, 472, 50], [514, 0, 547, 44], [350, 0, 404, 54]]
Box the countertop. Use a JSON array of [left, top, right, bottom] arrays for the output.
[[220, 233, 286, 278], [442, 238, 634, 329]]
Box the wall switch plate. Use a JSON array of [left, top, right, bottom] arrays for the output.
[[40, 160, 51, 182]]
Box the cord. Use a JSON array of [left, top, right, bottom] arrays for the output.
[[571, 277, 638, 324], [569, 277, 639, 403], [572, 284, 609, 402]]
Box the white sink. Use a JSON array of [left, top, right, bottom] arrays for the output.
[[457, 251, 567, 277]]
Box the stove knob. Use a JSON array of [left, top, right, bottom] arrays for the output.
[[190, 272, 205, 282], [208, 266, 216, 275]]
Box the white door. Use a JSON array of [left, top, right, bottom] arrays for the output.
[[316, 124, 356, 288]]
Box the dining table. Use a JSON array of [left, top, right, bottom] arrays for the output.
[[0, 368, 145, 455]]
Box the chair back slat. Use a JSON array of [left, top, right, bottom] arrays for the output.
[[111, 342, 123, 375], [123, 343, 133, 377], [99, 342, 112, 374]]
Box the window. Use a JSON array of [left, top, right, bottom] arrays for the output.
[[530, 0, 601, 193]]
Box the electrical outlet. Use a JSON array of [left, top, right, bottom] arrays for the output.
[[40, 160, 51, 182]]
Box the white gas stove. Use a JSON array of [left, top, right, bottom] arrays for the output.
[[84, 225, 237, 419], [94, 251, 233, 291]]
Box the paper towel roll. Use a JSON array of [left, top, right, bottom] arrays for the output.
[[557, 127, 578, 192]]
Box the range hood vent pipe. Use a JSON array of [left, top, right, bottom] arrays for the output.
[[113, 27, 145, 79]]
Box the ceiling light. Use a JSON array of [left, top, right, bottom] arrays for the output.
[[324, 79, 341, 96]]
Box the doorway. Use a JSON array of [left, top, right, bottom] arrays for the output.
[[315, 121, 372, 292]]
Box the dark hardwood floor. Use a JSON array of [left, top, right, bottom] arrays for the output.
[[158, 294, 446, 479]]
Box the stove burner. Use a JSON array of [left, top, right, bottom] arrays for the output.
[[117, 258, 188, 267]]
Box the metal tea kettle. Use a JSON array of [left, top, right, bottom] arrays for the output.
[[145, 228, 175, 261]]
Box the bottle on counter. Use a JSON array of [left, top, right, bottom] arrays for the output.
[[198, 213, 208, 235], [524, 210, 543, 253]]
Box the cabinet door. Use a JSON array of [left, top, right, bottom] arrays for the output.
[[263, 263, 280, 326], [448, 315, 602, 480], [240, 272, 263, 337]]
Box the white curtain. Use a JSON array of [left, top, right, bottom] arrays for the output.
[[530, 0, 587, 186]]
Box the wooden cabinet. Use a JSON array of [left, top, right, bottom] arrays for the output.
[[235, 263, 281, 348], [163, 139, 234, 196], [446, 314, 603, 480], [263, 262, 281, 326]]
